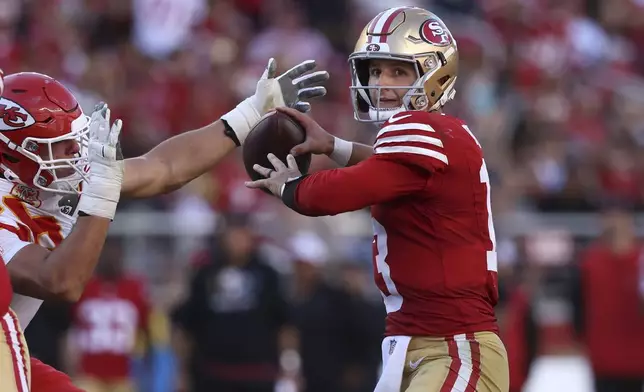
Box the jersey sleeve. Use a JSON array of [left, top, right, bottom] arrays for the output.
[[373, 111, 449, 173], [281, 154, 428, 216], [30, 357, 84, 392]]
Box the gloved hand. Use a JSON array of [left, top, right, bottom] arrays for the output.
[[77, 102, 124, 220], [221, 58, 329, 145]]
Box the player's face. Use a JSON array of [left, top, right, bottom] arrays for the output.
[[368, 59, 417, 108], [39, 139, 81, 178]]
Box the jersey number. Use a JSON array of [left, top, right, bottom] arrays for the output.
[[463, 124, 497, 272], [373, 218, 403, 313], [0, 196, 64, 248], [372, 125, 498, 314], [78, 299, 139, 354], [479, 160, 498, 272]]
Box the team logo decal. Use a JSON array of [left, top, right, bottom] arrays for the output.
[[58, 194, 80, 216], [0, 97, 35, 131], [389, 338, 397, 355], [11, 184, 41, 207], [419, 18, 452, 46], [366, 43, 381, 52]]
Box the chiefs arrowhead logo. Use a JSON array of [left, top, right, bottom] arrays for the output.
[[0, 97, 35, 131]]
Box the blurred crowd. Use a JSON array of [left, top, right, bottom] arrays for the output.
[[5, 0, 644, 391]]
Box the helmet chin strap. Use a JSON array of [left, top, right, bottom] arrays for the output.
[[368, 105, 406, 125], [1, 165, 21, 184]]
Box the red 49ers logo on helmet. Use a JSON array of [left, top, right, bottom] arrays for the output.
[[0, 97, 35, 131], [419, 18, 452, 47]]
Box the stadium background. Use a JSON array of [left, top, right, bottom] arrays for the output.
[[3, 0, 644, 391]]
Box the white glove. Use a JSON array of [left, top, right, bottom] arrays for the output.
[[77, 102, 124, 220], [221, 58, 329, 145]]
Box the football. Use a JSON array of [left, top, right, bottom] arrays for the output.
[[243, 111, 312, 185]]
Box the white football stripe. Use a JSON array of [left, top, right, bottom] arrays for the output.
[[375, 145, 449, 164], [375, 134, 443, 148], [377, 123, 436, 138]]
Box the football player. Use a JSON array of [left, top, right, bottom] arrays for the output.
[[0, 68, 33, 392], [0, 58, 327, 392], [246, 7, 508, 392]]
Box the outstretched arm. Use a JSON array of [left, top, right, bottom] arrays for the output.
[[246, 153, 427, 216], [120, 59, 328, 199], [121, 120, 235, 198], [281, 157, 427, 216]]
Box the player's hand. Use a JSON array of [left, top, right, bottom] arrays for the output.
[[221, 58, 329, 145], [275, 106, 353, 166], [274, 106, 334, 156], [77, 102, 124, 220], [244, 153, 303, 197]]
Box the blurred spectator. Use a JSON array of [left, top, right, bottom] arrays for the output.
[[335, 261, 385, 392], [66, 239, 151, 392], [172, 213, 288, 392], [571, 203, 644, 392], [132, 0, 206, 59], [286, 232, 382, 392], [245, 0, 334, 70], [501, 264, 540, 392]]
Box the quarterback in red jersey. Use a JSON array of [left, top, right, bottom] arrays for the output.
[[247, 6, 508, 392]]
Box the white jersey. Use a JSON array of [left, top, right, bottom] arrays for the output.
[[0, 179, 79, 327]]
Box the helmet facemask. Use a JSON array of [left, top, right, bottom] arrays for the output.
[[349, 52, 444, 124], [0, 114, 91, 194]]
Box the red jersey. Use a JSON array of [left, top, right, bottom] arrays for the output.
[[71, 276, 150, 380], [282, 111, 499, 337], [580, 242, 644, 376], [0, 259, 12, 317]]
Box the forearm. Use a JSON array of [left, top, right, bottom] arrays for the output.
[[348, 142, 373, 166], [281, 174, 368, 216], [9, 216, 111, 301], [122, 120, 236, 198], [281, 157, 426, 216]]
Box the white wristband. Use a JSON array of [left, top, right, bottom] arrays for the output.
[[329, 137, 353, 167], [220, 97, 261, 145]]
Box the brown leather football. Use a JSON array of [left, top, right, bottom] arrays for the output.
[[242, 111, 312, 187]]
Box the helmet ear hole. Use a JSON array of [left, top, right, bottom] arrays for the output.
[[356, 59, 370, 86], [2, 153, 18, 164], [352, 58, 374, 112]]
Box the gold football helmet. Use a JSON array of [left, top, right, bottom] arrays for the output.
[[349, 7, 458, 122]]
